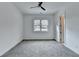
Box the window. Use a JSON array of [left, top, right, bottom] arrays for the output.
[[33, 20, 48, 32], [41, 20, 48, 31], [34, 20, 40, 31]]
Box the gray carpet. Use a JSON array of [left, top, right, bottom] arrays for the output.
[[2, 40, 79, 57]]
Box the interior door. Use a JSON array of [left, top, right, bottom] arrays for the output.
[[60, 16, 64, 43]]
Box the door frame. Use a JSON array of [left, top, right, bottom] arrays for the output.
[[59, 15, 65, 43]]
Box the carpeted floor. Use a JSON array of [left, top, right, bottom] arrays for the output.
[[2, 40, 79, 57]]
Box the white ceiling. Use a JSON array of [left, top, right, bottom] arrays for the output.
[[13, 2, 73, 14]]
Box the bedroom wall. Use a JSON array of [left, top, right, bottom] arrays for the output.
[[23, 14, 56, 39], [0, 2, 23, 56], [64, 3, 79, 55]]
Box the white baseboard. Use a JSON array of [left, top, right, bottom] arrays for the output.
[[64, 43, 79, 55], [0, 38, 22, 56]]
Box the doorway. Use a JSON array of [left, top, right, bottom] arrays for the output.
[[60, 16, 65, 43]]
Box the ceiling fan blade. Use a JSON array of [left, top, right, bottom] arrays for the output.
[[38, 2, 43, 6], [40, 6, 46, 11], [30, 2, 43, 9], [30, 6, 38, 8]]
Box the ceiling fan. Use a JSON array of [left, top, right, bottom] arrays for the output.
[[30, 2, 46, 11]]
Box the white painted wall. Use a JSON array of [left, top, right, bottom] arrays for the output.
[[0, 3, 23, 56], [23, 14, 56, 39], [64, 3, 79, 55]]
